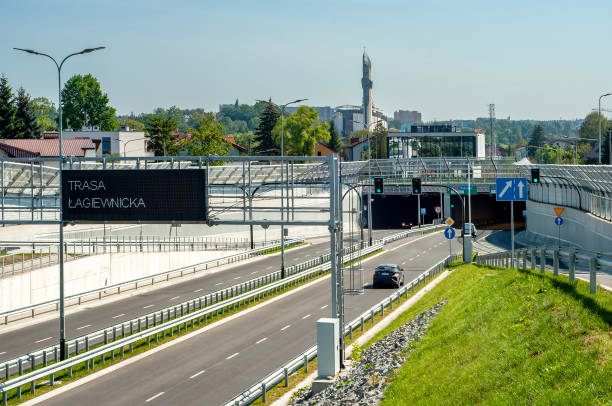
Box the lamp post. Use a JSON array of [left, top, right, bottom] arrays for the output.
[[256, 98, 307, 278], [352, 118, 373, 246], [123, 137, 149, 157], [14, 46, 105, 360], [598, 92, 612, 165]]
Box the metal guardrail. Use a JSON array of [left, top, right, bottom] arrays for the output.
[[476, 245, 612, 294], [0, 241, 385, 403], [0, 224, 442, 398], [590, 193, 612, 221], [223, 254, 457, 406], [0, 236, 285, 277], [0, 239, 303, 325]]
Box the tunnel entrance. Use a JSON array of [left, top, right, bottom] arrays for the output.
[[365, 193, 525, 230]]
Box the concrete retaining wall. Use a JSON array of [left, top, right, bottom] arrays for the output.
[[526, 200, 612, 254], [0, 250, 239, 312]]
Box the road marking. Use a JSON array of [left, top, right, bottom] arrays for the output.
[[76, 324, 91, 330], [416, 254, 420, 257], [35, 337, 52, 343], [320, 305, 328, 309], [112, 313, 125, 319], [401, 262, 406, 265], [145, 392, 165, 402], [409, 258, 414, 261], [234, 277, 241, 280], [256, 337, 267, 344], [226, 352, 239, 360], [281, 325, 291, 331], [0, 352, 6, 355], [250, 271, 258, 274], [266, 266, 274, 270], [302, 314, 311, 319], [193, 288, 203, 293], [143, 304, 155, 309], [169, 296, 180, 301], [189, 370, 206, 379]]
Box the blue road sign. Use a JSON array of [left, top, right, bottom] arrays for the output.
[[420, 208, 426, 215], [444, 227, 456, 239], [495, 177, 528, 201], [554, 216, 563, 226]]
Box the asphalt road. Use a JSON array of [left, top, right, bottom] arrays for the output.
[[37, 231, 460, 406], [0, 229, 399, 362]]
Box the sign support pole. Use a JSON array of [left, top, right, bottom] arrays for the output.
[[417, 194, 421, 228], [511, 200, 515, 268]]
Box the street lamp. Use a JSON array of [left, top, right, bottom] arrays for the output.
[[256, 98, 307, 278], [352, 117, 373, 245], [123, 137, 150, 157], [14, 46, 105, 360], [598, 92, 612, 164]]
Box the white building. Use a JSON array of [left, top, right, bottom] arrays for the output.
[[60, 127, 153, 157]]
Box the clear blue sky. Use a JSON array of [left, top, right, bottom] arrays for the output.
[[1, 0, 610, 120]]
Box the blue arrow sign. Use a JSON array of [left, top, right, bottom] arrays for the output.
[[554, 216, 563, 226], [495, 177, 528, 201], [420, 208, 426, 215], [444, 227, 455, 239]]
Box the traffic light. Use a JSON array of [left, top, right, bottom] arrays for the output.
[[412, 178, 421, 194], [531, 168, 540, 184], [374, 177, 384, 194]]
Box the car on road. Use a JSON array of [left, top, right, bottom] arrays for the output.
[[373, 264, 405, 288]]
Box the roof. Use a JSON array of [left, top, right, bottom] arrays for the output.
[[0, 138, 96, 158], [225, 136, 246, 152]]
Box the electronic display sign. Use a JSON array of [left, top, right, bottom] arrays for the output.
[[62, 169, 207, 223]]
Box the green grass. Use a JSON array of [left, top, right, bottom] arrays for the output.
[[375, 264, 612, 406], [256, 242, 306, 255]]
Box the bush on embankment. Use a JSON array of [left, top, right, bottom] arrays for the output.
[[374, 264, 612, 405]]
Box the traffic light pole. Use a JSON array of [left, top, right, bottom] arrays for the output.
[[417, 194, 421, 228]]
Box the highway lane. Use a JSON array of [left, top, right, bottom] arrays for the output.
[[38, 231, 460, 406], [0, 229, 400, 362]]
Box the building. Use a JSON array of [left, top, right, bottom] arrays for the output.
[[333, 105, 388, 137], [362, 51, 373, 131], [344, 135, 370, 161], [286, 106, 333, 122], [58, 127, 152, 157], [224, 136, 247, 156], [0, 138, 97, 166], [387, 124, 486, 159], [314, 141, 337, 157], [394, 110, 422, 123]]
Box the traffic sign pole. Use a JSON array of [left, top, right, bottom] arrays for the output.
[[511, 200, 515, 268], [417, 194, 421, 228]]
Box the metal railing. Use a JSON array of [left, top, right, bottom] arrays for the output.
[[0, 239, 303, 325], [590, 193, 612, 221], [476, 246, 612, 294], [0, 224, 442, 393], [223, 254, 457, 406], [0, 242, 385, 402], [0, 236, 284, 277]]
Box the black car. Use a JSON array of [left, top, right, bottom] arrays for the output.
[[373, 264, 405, 288]]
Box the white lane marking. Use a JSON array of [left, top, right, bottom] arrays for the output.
[[320, 305, 328, 309], [401, 262, 406, 265], [35, 337, 52, 343], [266, 266, 274, 270], [409, 258, 414, 261], [302, 314, 311, 319], [0, 352, 5, 355], [189, 370, 206, 379], [169, 296, 180, 301], [112, 313, 125, 319], [76, 324, 91, 330], [226, 352, 239, 360], [250, 271, 258, 275], [193, 288, 203, 293], [143, 304, 155, 309], [145, 392, 165, 402], [256, 337, 267, 344], [416, 254, 420, 257], [281, 325, 291, 331], [215, 282, 222, 286], [234, 277, 241, 280]]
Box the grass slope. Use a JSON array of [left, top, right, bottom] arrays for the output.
[[376, 264, 611, 406]]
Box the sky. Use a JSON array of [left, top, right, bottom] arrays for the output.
[[1, 0, 611, 120]]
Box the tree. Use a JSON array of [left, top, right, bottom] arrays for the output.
[[0, 75, 16, 138], [579, 111, 608, 163], [253, 100, 279, 154], [31, 97, 57, 131], [61, 74, 116, 131], [527, 124, 545, 157], [371, 122, 388, 159], [328, 120, 343, 154], [273, 106, 329, 156], [13, 87, 40, 138], [182, 115, 230, 160], [116, 117, 145, 132], [143, 114, 179, 156]]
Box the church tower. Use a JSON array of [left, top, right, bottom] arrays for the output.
[[361, 51, 373, 131]]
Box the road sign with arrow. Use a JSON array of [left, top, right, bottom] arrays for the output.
[[495, 178, 528, 201]]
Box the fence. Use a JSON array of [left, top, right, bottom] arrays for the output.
[[223, 254, 457, 406], [590, 194, 612, 221], [0, 236, 283, 277], [476, 246, 612, 294], [0, 239, 303, 325]]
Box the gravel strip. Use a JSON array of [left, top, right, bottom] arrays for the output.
[[290, 299, 448, 406]]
